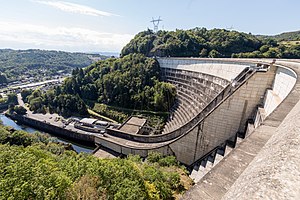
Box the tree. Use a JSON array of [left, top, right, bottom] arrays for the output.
[[0, 74, 7, 84], [21, 89, 32, 102], [0, 127, 189, 200], [60, 53, 175, 112], [67, 175, 106, 200], [7, 93, 18, 105], [199, 48, 208, 57], [29, 97, 43, 112], [208, 49, 222, 58], [14, 105, 27, 115]]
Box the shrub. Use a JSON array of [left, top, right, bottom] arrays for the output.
[[147, 152, 162, 163], [158, 156, 178, 167]]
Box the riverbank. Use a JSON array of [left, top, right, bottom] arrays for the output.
[[7, 112, 96, 142], [1, 113, 95, 153]]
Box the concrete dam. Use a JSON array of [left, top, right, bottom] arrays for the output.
[[95, 58, 298, 169]]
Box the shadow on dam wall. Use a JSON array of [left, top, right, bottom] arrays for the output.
[[95, 58, 298, 167]]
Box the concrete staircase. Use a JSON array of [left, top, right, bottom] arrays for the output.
[[181, 124, 276, 200], [189, 143, 234, 183]]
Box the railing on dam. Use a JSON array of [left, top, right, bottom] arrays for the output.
[[106, 67, 253, 143], [96, 60, 300, 168]]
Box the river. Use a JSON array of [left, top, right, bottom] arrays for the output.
[[0, 114, 94, 153]]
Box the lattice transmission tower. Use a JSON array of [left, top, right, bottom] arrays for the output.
[[150, 17, 162, 32]]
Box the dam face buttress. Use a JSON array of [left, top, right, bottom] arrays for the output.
[[95, 58, 297, 167]]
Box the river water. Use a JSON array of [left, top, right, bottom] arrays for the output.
[[0, 114, 94, 153]]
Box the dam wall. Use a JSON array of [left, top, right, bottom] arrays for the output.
[[263, 65, 297, 116], [166, 62, 276, 165], [187, 60, 300, 200], [223, 87, 300, 200], [157, 58, 255, 81], [95, 58, 298, 167]]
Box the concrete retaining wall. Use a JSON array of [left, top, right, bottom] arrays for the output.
[[7, 113, 95, 144], [94, 136, 172, 157]]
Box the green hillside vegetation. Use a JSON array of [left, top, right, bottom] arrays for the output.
[[257, 30, 300, 41], [68, 53, 176, 112], [0, 49, 107, 82], [22, 88, 88, 117], [232, 43, 300, 58], [0, 125, 192, 199], [121, 28, 262, 58], [22, 54, 176, 120], [121, 28, 300, 59]]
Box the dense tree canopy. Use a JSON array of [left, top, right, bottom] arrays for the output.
[[23, 88, 88, 117], [121, 28, 262, 58], [61, 53, 176, 112], [7, 93, 18, 105], [21, 54, 176, 118], [232, 42, 300, 58], [257, 30, 300, 41], [13, 105, 27, 115], [121, 28, 300, 59], [0, 125, 191, 199], [0, 49, 107, 82]]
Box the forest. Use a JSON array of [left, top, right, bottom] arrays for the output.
[[21, 54, 176, 121], [21, 88, 88, 117], [0, 49, 107, 83], [257, 30, 300, 41], [0, 125, 192, 199], [77, 53, 176, 112], [121, 28, 300, 59]]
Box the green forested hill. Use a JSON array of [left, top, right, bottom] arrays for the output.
[[257, 30, 300, 41], [121, 28, 300, 59], [24, 53, 176, 118], [0, 49, 107, 82], [121, 28, 262, 57], [76, 53, 176, 111]]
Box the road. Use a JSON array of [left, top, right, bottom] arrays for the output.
[[17, 93, 26, 108]]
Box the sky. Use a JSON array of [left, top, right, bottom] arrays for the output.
[[0, 0, 299, 53]]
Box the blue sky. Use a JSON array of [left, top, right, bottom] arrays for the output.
[[0, 0, 299, 53]]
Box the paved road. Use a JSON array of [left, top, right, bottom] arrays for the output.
[[11, 78, 64, 90], [17, 93, 26, 108]]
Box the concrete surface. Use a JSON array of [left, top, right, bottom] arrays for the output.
[[181, 60, 300, 199]]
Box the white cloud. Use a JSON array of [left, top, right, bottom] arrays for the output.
[[0, 21, 133, 52], [32, 0, 119, 17]]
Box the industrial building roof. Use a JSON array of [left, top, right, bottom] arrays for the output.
[[119, 116, 147, 134], [80, 118, 98, 125]]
